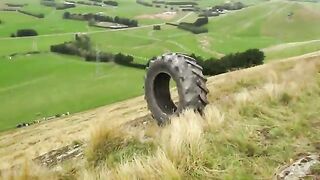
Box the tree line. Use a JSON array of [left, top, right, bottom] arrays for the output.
[[136, 0, 153, 7], [5, 3, 27, 7], [41, 0, 76, 10], [212, 2, 245, 11], [18, 10, 44, 18], [87, 0, 118, 6], [174, 17, 209, 34], [165, 1, 198, 5], [63, 12, 138, 27], [50, 35, 264, 74], [50, 34, 145, 69], [189, 49, 265, 75], [11, 29, 38, 37], [103, 1, 118, 6]]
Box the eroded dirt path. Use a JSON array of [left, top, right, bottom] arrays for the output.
[[0, 95, 149, 169]]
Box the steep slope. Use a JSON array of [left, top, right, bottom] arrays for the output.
[[0, 51, 319, 178]]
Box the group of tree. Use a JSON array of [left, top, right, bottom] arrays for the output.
[[200, 2, 245, 17], [212, 2, 245, 11], [41, 0, 76, 10], [103, 1, 118, 6], [189, 49, 265, 75], [136, 0, 153, 7], [11, 29, 38, 37], [56, 3, 76, 10], [77, 1, 101, 6], [18, 10, 44, 18], [165, 1, 198, 5], [40, 0, 56, 7], [50, 34, 145, 69], [63, 12, 138, 27], [177, 17, 208, 34], [87, 0, 118, 6], [5, 3, 26, 7], [152, 0, 165, 4]]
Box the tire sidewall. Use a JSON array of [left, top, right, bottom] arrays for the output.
[[145, 60, 186, 124]]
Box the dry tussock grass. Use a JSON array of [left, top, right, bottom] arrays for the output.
[[0, 160, 57, 180]]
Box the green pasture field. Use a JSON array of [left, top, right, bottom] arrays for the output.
[[0, 0, 320, 131], [0, 53, 145, 131], [206, 1, 320, 54], [265, 40, 320, 61], [0, 11, 102, 37]]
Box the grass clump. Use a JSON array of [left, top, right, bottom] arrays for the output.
[[86, 123, 155, 168]]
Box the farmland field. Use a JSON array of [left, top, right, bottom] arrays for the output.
[[0, 53, 144, 131], [1, 0, 320, 131]]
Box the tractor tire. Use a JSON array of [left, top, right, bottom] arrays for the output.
[[144, 53, 209, 125]]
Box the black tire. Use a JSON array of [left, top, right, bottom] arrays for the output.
[[144, 53, 209, 125]]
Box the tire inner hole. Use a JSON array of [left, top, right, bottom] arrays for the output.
[[154, 73, 178, 115]]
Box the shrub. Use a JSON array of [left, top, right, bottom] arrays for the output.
[[153, 25, 161, 30], [63, 12, 71, 19], [16, 29, 38, 37], [114, 53, 134, 64]]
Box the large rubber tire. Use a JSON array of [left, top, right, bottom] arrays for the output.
[[144, 53, 209, 125]]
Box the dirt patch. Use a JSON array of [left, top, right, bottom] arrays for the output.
[[33, 144, 84, 168], [136, 11, 177, 20], [32, 115, 153, 168], [199, 37, 210, 48]]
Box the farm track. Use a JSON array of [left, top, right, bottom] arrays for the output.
[[0, 51, 320, 170], [0, 23, 166, 40], [0, 12, 195, 41], [263, 39, 320, 52]]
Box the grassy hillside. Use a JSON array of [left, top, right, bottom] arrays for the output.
[[206, 1, 320, 54], [1, 53, 319, 179]]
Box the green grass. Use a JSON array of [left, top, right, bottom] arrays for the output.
[[265, 40, 320, 61], [0, 11, 101, 37], [0, 53, 144, 131]]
